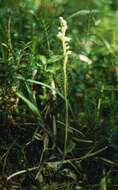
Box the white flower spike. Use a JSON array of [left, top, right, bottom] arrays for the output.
[[57, 16, 71, 56]]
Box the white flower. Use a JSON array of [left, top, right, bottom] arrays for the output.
[[57, 32, 64, 41], [57, 16, 71, 55], [64, 36, 71, 42], [67, 50, 72, 55], [59, 17, 68, 31]]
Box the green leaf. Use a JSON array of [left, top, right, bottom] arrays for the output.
[[16, 92, 40, 116], [17, 76, 65, 100], [69, 9, 100, 19]]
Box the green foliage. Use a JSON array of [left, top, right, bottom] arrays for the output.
[[0, 0, 118, 189]]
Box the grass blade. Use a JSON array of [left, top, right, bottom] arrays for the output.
[[16, 92, 40, 116]]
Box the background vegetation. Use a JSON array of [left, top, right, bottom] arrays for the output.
[[0, 0, 118, 189]]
